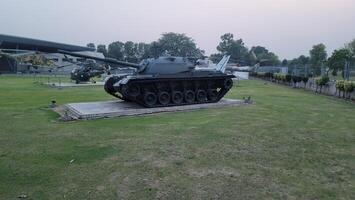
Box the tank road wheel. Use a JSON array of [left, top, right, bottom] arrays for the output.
[[208, 89, 218, 101], [172, 91, 183, 105], [196, 90, 207, 102], [224, 78, 233, 89], [158, 91, 170, 106], [184, 90, 195, 104], [143, 92, 157, 107], [128, 84, 140, 97]]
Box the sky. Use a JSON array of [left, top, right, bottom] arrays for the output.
[[0, 0, 354, 59]]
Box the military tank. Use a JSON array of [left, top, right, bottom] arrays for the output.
[[58, 50, 234, 107]]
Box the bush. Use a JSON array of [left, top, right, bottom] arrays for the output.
[[274, 73, 285, 82], [256, 72, 265, 78], [250, 72, 257, 77], [334, 80, 354, 99], [344, 81, 354, 99], [292, 76, 302, 83], [315, 76, 329, 86], [335, 80, 345, 97], [344, 81, 354, 92], [336, 80, 345, 91], [265, 72, 274, 79], [285, 75, 292, 83], [254, 72, 274, 80], [315, 76, 329, 93]]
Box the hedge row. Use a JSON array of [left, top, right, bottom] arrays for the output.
[[252, 72, 354, 99], [252, 72, 308, 85]]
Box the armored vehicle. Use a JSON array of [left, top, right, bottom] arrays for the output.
[[59, 50, 234, 107], [70, 60, 108, 83]]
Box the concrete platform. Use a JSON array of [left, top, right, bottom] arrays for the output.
[[45, 82, 104, 87], [56, 98, 247, 120]]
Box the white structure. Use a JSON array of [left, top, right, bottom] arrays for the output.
[[233, 71, 249, 80]]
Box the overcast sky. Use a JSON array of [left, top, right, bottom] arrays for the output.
[[1, 0, 354, 59]]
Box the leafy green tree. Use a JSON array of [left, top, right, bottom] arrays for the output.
[[213, 35, 280, 66], [86, 43, 96, 50], [346, 38, 355, 54], [136, 42, 150, 60], [288, 58, 298, 66], [123, 41, 138, 62], [216, 33, 249, 64], [288, 56, 307, 66], [282, 59, 288, 66], [309, 44, 327, 75], [249, 46, 281, 66], [261, 52, 280, 66], [250, 46, 268, 55], [209, 53, 223, 63], [96, 44, 108, 57], [144, 41, 162, 58], [145, 32, 204, 58], [108, 41, 124, 60], [297, 55, 310, 66], [327, 48, 352, 77]]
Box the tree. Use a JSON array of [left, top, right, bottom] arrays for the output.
[[124, 41, 138, 62], [216, 33, 249, 65], [250, 46, 268, 56], [288, 55, 309, 66], [86, 43, 96, 50], [213, 34, 280, 66], [136, 42, 150, 60], [346, 38, 355, 54], [297, 55, 310, 66], [108, 41, 124, 60], [144, 32, 204, 58], [210, 53, 223, 63], [96, 44, 108, 57], [327, 48, 352, 77], [144, 41, 161, 58], [309, 43, 327, 75], [248, 46, 280, 66], [282, 59, 288, 66]]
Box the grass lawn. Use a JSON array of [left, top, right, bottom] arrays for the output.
[[0, 76, 354, 199]]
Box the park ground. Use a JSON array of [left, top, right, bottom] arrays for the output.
[[0, 76, 354, 199]]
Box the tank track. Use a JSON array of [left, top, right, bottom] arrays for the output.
[[105, 76, 234, 108]]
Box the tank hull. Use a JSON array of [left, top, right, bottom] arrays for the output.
[[105, 73, 235, 108]]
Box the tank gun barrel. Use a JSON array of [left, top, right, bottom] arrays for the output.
[[57, 50, 141, 69]]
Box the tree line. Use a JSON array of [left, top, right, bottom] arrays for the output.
[[87, 32, 204, 63], [87, 32, 355, 77], [283, 39, 355, 77], [87, 32, 281, 66], [210, 33, 280, 66]]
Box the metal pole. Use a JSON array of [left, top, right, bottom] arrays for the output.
[[346, 60, 350, 81]]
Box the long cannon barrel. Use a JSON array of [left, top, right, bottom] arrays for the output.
[[58, 50, 142, 69]]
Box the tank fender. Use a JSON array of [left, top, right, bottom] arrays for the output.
[[113, 77, 130, 87]]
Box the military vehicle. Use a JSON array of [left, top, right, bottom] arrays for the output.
[[59, 50, 234, 108], [69, 60, 108, 83], [69, 60, 136, 84]]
